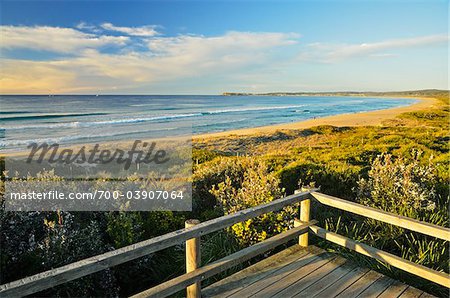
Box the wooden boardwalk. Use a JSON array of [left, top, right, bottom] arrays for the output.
[[204, 245, 435, 298], [1, 190, 447, 298]]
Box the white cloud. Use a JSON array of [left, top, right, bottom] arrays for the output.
[[148, 31, 299, 54], [369, 53, 398, 58], [300, 34, 449, 62], [143, 31, 299, 77], [75, 22, 101, 33], [0, 25, 129, 53], [0, 26, 300, 93], [1, 23, 446, 94], [101, 23, 160, 36], [57, 31, 299, 85], [0, 59, 77, 93]]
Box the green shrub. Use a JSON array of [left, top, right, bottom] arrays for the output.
[[209, 158, 295, 246], [106, 212, 143, 248], [357, 151, 440, 213]]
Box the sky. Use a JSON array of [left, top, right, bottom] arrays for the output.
[[0, 1, 448, 94]]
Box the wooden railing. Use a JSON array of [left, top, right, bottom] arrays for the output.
[[308, 191, 450, 288], [0, 189, 449, 297], [311, 192, 449, 240], [0, 190, 313, 297]]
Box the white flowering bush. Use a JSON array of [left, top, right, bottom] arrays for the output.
[[357, 151, 438, 213]]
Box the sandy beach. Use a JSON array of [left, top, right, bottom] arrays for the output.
[[194, 96, 439, 140], [1, 96, 439, 158]]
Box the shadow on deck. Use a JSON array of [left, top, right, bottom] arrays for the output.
[[204, 245, 434, 298]]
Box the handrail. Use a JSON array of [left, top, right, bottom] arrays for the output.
[[132, 220, 317, 298], [310, 225, 450, 287], [1, 190, 448, 298], [311, 192, 450, 241], [0, 190, 312, 297], [310, 191, 450, 288]]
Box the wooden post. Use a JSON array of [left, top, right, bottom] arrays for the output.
[[185, 219, 201, 298], [295, 188, 311, 247]]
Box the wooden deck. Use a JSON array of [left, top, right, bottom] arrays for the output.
[[2, 190, 447, 298], [203, 245, 435, 298]]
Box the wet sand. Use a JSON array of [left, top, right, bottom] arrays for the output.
[[2, 96, 439, 157], [194, 96, 438, 139]]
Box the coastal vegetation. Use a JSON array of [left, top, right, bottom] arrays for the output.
[[222, 88, 446, 97], [0, 90, 448, 296]]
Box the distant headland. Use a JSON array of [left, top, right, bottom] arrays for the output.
[[222, 89, 447, 97]]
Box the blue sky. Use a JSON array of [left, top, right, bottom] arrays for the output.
[[0, 1, 448, 94]]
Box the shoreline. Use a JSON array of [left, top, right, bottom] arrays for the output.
[[193, 96, 438, 140], [1, 96, 439, 157]]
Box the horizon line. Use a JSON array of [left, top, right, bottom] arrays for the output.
[[1, 89, 447, 96]]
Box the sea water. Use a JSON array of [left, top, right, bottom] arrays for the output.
[[0, 95, 416, 151]]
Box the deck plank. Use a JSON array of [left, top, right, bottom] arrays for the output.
[[249, 254, 336, 297], [292, 261, 357, 297], [272, 257, 348, 297], [314, 266, 371, 297], [228, 253, 328, 297], [335, 270, 383, 298], [204, 245, 436, 298], [419, 292, 437, 298], [378, 280, 409, 298], [398, 286, 424, 298], [356, 275, 394, 298], [202, 245, 309, 297]]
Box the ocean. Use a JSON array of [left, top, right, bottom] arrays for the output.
[[0, 95, 416, 151]]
